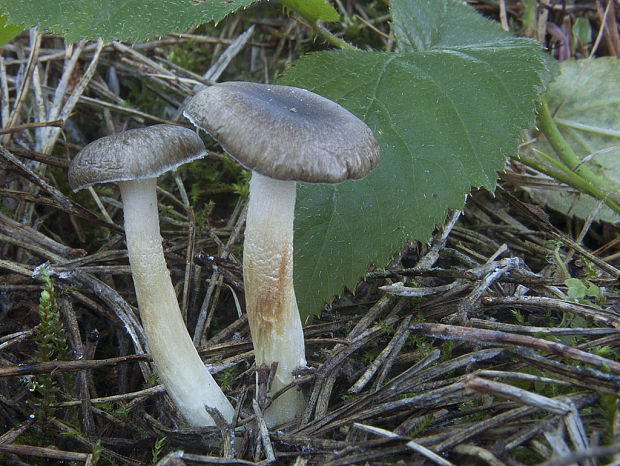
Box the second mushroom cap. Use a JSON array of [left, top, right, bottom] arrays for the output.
[[68, 124, 206, 191]]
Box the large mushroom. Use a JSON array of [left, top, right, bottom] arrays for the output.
[[68, 124, 234, 427], [184, 82, 380, 426]]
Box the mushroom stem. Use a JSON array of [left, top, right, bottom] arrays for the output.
[[117, 178, 234, 427], [244, 172, 306, 426]]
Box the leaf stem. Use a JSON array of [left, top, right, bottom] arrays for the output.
[[537, 100, 615, 194], [513, 151, 620, 216], [521, 0, 538, 37], [316, 23, 358, 50]]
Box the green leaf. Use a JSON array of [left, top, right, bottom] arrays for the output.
[[0, 11, 22, 45], [280, 0, 552, 321], [0, 0, 260, 43], [279, 0, 339, 23], [565, 278, 587, 301], [391, 0, 510, 51], [527, 58, 620, 223], [572, 17, 592, 52]]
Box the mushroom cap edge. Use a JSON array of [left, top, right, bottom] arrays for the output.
[[68, 124, 206, 191]]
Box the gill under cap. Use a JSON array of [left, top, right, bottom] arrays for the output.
[[68, 124, 206, 191], [183, 81, 380, 184]]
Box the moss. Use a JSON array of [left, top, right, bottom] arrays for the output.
[[33, 267, 72, 422]]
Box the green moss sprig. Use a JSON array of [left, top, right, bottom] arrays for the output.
[[32, 266, 72, 420]]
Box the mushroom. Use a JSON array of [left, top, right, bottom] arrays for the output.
[[68, 124, 234, 427], [184, 82, 380, 426]]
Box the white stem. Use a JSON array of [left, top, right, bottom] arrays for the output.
[[118, 178, 234, 427], [244, 172, 307, 426]]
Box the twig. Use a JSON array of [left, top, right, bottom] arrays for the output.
[[56, 385, 165, 407], [308, 296, 404, 422], [45, 41, 87, 136], [417, 210, 462, 269], [113, 41, 193, 96], [0, 258, 36, 276], [0, 148, 121, 233], [452, 444, 504, 466], [473, 369, 571, 387], [353, 423, 454, 466], [0, 119, 64, 135], [456, 257, 522, 323], [9, 147, 71, 169], [470, 318, 617, 337], [0, 140, 71, 210], [253, 398, 275, 462], [175, 25, 255, 120], [465, 375, 571, 415], [433, 405, 535, 452], [0, 444, 91, 462], [481, 295, 620, 326], [544, 443, 620, 466], [193, 202, 247, 345], [0, 418, 36, 444], [0, 56, 9, 126], [58, 298, 96, 436], [204, 25, 256, 84], [51, 417, 142, 465], [75, 94, 172, 124], [161, 451, 259, 465], [348, 315, 412, 394], [0, 354, 151, 377], [0, 329, 36, 351], [1, 28, 41, 145], [499, 187, 620, 277], [172, 171, 195, 321], [0, 212, 84, 259], [410, 322, 620, 373], [498, 0, 509, 31], [63, 269, 148, 356], [563, 400, 594, 466], [298, 350, 501, 437], [379, 280, 462, 297], [44, 39, 104, 153], [204, 406, 234, 458], [507, 346, 620, 394]]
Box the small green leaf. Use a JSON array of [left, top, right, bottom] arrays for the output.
[[0, 11, 22, 45], [282, 0, 552, 320], [279, 0, 339, 23], [572, 17, 592, 52], [511, 309, 525, 324], [527, 58, 620, 222], [0, 0, 260, 43], [586, 282, 603, 303], [565, 277, 586, 301]]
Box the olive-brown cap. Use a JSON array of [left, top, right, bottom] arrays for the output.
[[68, 124, 206, 191], [183, 82, 380, 183]]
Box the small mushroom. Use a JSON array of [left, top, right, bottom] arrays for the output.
[[184, 82, 380, 426], [68, 124, 234, 427]]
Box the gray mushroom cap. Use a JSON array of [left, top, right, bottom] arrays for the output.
[[68, 124, 206, 191], [183, 82, 380, 183]]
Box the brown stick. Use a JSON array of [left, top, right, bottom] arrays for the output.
[[410, 322, 620, 374], [0, 354, 151, 378], [0, 444, 90, 462], [9, 147, 71, 169], [0, 119, 64, 135]]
